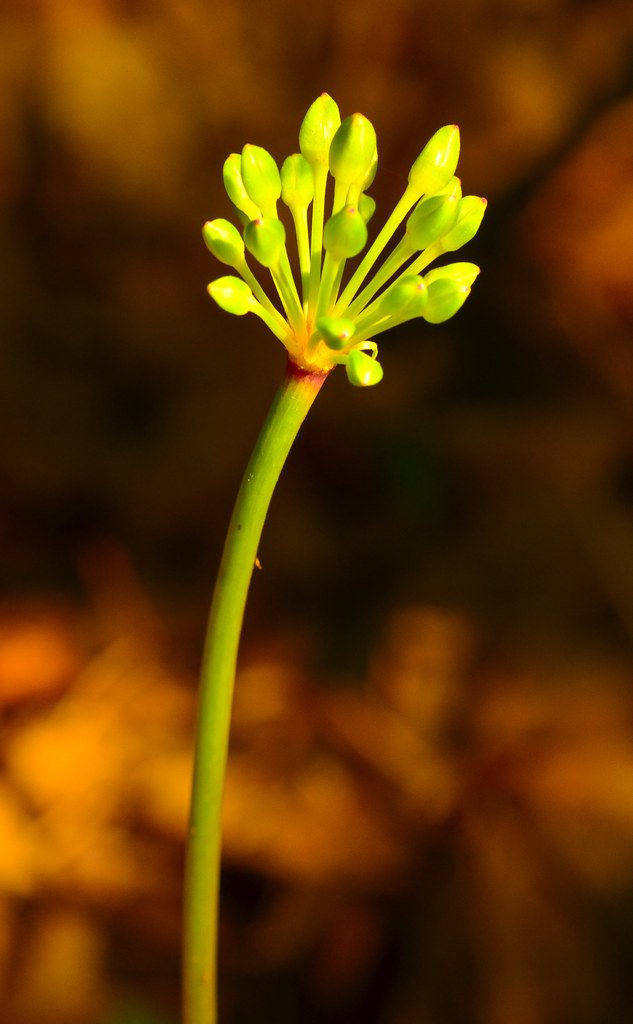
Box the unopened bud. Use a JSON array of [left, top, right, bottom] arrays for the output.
[[223, 154, 261, 221], [323, 205, 368, 260], [329, 114, 377, 192], [425, 262, 480, 289], [202, 219, 245, 267], [379, 275, 428, 317], [299, 93, 341, 167], [356, 150, 378, 193], [241, 145, 281, 216], [438, 196, 487, 252], [406, 194, 459, 251], [435, 176, 462, 200], [280, 154, 314, 209], [345, 348, 384, 387], [316, 316, 356, 350], [207, 276, 253, 315], [244, 218, 286, 268], [358, 194, 376, 224], [408, 125, 460, 197], [422, 278, 471, 324]]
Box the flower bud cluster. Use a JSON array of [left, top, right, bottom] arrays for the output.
[[204, 94, 485, 385]]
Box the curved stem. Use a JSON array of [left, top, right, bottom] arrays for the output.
[[183, 359, 328, 1024]]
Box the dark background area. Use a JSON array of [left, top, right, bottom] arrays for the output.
[[2, 1, 633, 1022]]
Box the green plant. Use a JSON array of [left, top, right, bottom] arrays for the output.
[[184, 93, 485, 1024]]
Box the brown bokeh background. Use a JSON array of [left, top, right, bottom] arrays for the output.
[[2, 1, 633, 1022]]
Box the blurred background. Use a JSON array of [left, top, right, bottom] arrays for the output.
[[2, 0, 633, 1022]]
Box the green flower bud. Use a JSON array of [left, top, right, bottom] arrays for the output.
[[329, 114, 377, 191], [299, 93, 341, 167], [346, 155, 379, 209], [358, 149, 378, 192], [240, 145, 281, 215], [379, 275, 428, 317], [424, 262, 480, 289], [358, 193, 376, 224], [346, 348, 384, 387], [223, 154, 261, 220], [207, 276, 253, 315], [422, 278, 471, 324], [280, 153, 314, 209], [406, 194, 459, 251], [244, 217, 286, 268], [316, 316, 356, 350], [408, 125, 460, 197], [202, 219, 245, 267], [435, 175, 462, 200], [207, 99, 484, 373], [323, 205, 368, 259], [438, 195, 487, 252]]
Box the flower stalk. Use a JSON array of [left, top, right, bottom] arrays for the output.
[[184, 361, 327, 1024], [186, 93, 486, 1024]]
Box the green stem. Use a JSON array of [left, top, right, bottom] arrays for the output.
[[315, 250, 343, 321], [334, 183, 419, 314], [235, 256, 289, 333], [289, 205, 311, 308], [344, 236, 413, 319], [350, 244, 438, 333], [307, 163, 328, 319], [183, 359, 328, 1024]]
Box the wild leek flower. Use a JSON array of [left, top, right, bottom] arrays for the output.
[[185, 95, 485, 1024], [204, 93, 486, 387]]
